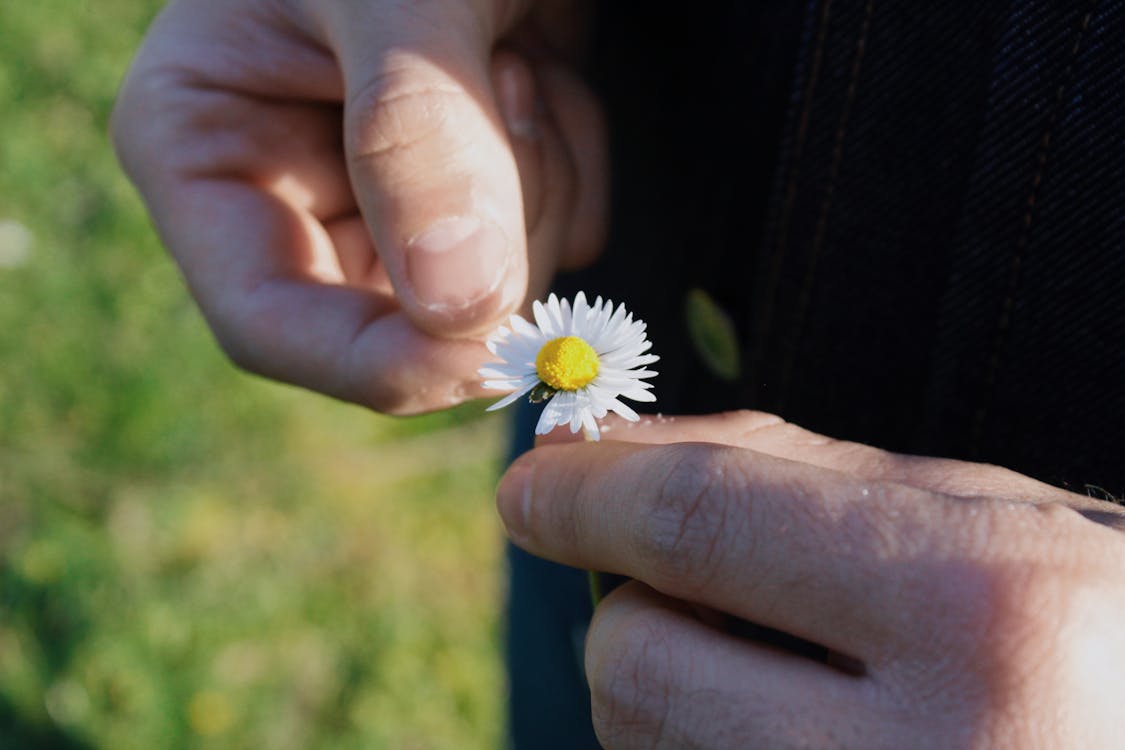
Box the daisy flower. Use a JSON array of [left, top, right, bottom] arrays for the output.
[[478, 292, 658, 440]]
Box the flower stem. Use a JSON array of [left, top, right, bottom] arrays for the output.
[[581, 425, 604, 608], [588, 570, 603, 608]]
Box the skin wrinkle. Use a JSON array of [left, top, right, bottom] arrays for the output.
[[113, 69, 205, 189], [634, 631, 676, 750], [589, 607, 674, 749], [133, 76, 351, 222], [323, 214, 381, 283], [640, 444, 742, 601], [600, 600, 747, 750], [594, 586, 871, 749], [227, 1, 333, 83], [346, 80, 474, 164], [341, 304, 396, 409], [183, 100, 349, 215], [515, 446, 580, 552], [968, 569, 1071, 747], [563, 451, 602, 558], [318, 1, 489, 58], [504, 410, 1125, 747], [730, 411, 787, 442], [876, 519, 1079, 743], [157, 2, 342, 101], [670, 688, 729, 750], [229, 278, 337, 379]]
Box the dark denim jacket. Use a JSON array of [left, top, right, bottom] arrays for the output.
[[508, 2, 1125, 747]]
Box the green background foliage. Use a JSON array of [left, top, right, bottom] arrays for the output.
[[0, 3, 508, 747]]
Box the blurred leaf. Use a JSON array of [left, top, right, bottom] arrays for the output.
[[684, 287, 742, 381]]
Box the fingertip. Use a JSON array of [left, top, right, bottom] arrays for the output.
[[497, 453, 535, 542]]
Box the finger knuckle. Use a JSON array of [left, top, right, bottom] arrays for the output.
[[110, 68, 182, 180], [725, 408, 786, 434], [346, 66, 473, 165], [890, 505, 1092, 699], [209, 312, 268, 378], [975, 530, 1083, 649], [362, 379, 413, 415], [339, 326, 416, 415], [588, 609, 676, 748], [634, 445, 737, 595]]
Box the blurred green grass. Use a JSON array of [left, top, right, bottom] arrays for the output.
[[0, 3, 508, 748]]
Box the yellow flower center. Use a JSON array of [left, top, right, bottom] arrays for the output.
[[535, 336, 599, 391]]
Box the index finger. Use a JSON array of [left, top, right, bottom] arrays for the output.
[[497, 439, 992, 660], [155, 180, 493, 414], [542, 411, 1086, 504]]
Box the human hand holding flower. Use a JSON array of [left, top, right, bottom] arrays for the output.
[[112, 0, 606, 414], [479, 292, 658, 439], [499, 411, 1125, 748]]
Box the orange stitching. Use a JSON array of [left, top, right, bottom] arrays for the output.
[[777, 0, 876, 411], [972, 4, 1097, 447], [756, 0, 835, 358]]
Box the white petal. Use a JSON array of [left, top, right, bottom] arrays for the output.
[[485, 326, 513, 355], [545, 293, 568, 336], [581, 409, 600, 440], [536, 390, 575, 435], [569, 404, 584, 433], [606, 398, 640, 421], [485, 379, 538, 411], [481, 379, 517, 390], [587, 304, 622, 350], [570, 292, 590, 336], [606, 302, 630, 335], [594, 373, 657, 390], [492, 333, 542, 366], [569, 389, 595, 434], [558, 295, 573, 333], [599, 330, 650, 359], [483, 293, 656, 427], [619, 387, 657, 403], [584, 295, 611, 343], [510, 314, 543, 341], [546, 293, 560, 321], [533, 298, 557, 337], [478, 364, 530, 379], [584, 385, 616, 418], [534, 404, 559, 435]]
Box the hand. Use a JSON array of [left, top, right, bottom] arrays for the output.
[[111, 0, 606, 413], [497, 411, 1125, 748]]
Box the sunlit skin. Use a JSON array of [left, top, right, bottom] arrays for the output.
[[114, 3, 1125, 747], [501, 412, 1125, 749], [112, 0, 607, 415]]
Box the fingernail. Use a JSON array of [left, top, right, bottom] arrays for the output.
[[497, 460, 533, 541], [406, 216, 510, 311], [496, 62, 537, 140]]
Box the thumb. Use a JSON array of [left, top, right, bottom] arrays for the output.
[[317, 1, 529, 337]]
